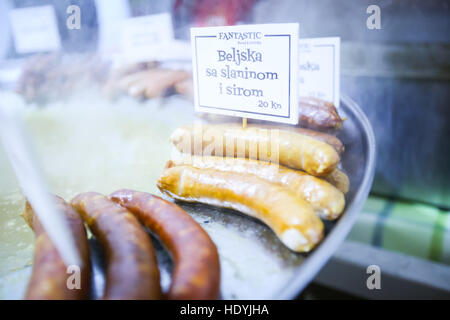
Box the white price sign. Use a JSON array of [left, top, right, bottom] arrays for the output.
[[120, 13, 174, 63], [191, 24, 299, 125], [9, 5, 61, 54], [299, 37, 340, 107]]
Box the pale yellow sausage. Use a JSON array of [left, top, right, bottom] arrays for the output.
[[169, 124, 340, 176], [324, 168, 350, 194], [157, 166, 324, 252], [167, 156, 345, 220]]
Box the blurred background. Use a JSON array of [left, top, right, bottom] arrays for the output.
[[0, 0, 449, 299]]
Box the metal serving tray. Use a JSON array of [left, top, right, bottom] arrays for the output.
[[0, 93, 375, 299]]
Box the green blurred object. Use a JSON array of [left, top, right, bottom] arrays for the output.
[[348, 195, 450, 265]]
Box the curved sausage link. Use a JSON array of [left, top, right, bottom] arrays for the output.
[[167, 156, 345, 220], [71, 192, 162, 300], [158, 166, 324, 252], [248, 124, 345, 155], [110, 189, 221, 300], [324, 168, 350, 194], [22, 196, 91, 300], [194, 119, 345, 154], [298, 97, 343, 130], [169, 124, 340, 176]]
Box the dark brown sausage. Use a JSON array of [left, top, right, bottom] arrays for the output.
[[22, 196, 91, 300], [71, 192, 162, 300], [110, 189, 221, 300], [298, 97, 343, 130], [198, 97, 343, 131]]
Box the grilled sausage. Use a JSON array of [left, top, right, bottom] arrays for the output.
[[248, 124, 344, 155], [170, 124, 340, 176], [110, 189, 220, 300], [193, 120, 344, 154], [22, 196, 91, 300], [324, 169, 350, 194], [167, 156, 345, 220], [174, 77, 194, 99], [294, 127, 344, 154], [158, 166, 324, 252], [71, 192, 162, 300], [115, 69, 189, 98], [197, 97, 343, 132], [298, 97, 343, 130]]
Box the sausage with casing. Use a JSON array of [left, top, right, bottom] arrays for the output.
[[248, 124, 345, 155], [324, 169, 350, 194], [196, 96, 344, 131], [114, 69, 189, 98], [170, 124, 340, 176], [193, 120, 345, 155], [110, 189, 220, 300], [167, 156, 345, 220], [71, 192, 162, 300], [298, 97, 343, 130], [22, 196, 91, 300], [158, 166, 324, 252]]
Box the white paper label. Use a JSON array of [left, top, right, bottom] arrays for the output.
[[120, 13, 174, 63], [299, 37, 340, 107], [9, 6, 61, 54], [191, 24, 299, 125]]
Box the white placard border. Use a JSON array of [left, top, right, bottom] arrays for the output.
[[193, 33, 294, 120]]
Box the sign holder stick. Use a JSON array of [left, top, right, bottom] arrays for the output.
[[242, 117, 247, 129]]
